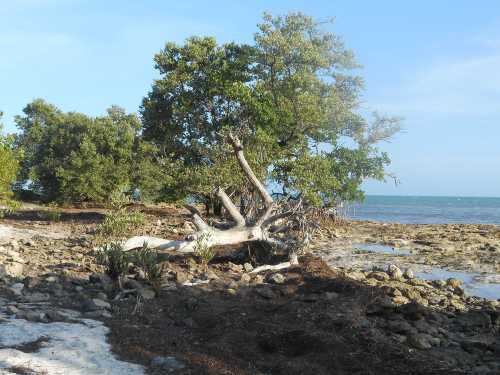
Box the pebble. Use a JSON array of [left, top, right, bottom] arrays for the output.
[[387, 264, 403, 280], [268, 273, 285, 284], [403, 268, 415, 279], [243, 263, 254, 272]]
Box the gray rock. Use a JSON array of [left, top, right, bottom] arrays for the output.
[[151, 356, 186, 372], [8, 283, 25, 296], [83, 310, 112, 319], [86, 298, 112, 311], [89, 273, 113, 286], [255, 287, 276, 299], [138, 288, 156, 300], [403, 268, 415, 279], [6, 305, 19, 315], [17, 310, 48, 323], [407, 333, 433, 349], [23, 292, 50, 303]]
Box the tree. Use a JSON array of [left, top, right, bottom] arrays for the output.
[[141, 12, 401, 211], [15, 100, 141, 203], [0, 111, 19, 209]]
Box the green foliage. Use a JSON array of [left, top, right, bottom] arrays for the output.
[[96, 209, 145, 239], [194, 232, 215, 268], [132, 243, 165, 288], [0, 111, 20, 211], [15, 100, 141, 203], [96, 242, 165, 290], [141, 12, 401, 208], [96, 242, 130, 280]]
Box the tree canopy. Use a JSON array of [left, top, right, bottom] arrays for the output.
[[15, 100, 141, 203], [141, 12, 401, 209], [0, 111, 19, 208]]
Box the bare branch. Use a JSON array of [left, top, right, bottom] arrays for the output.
[[216, 187, 246, 227], [227, 133, 274, 208]]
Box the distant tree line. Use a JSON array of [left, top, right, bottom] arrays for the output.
[[0, 13, 401, 210]]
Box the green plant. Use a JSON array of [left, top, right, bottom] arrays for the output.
[[194, 232, 215, 269], [132, 242, 166, 290], [95, 243, 131, 282], [96, 209, 145, 239]]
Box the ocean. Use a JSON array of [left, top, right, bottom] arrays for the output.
[[348, 195, 500, 225]]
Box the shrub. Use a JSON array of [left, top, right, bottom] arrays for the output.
[[194, 232, 215, 269], [132, 243, 166, 290], [95, 243, 130, 281], [96, 210, 145, 238]]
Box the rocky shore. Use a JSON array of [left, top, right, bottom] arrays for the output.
[[0, 209, 499, 374]]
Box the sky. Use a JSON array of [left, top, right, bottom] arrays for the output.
[[1, 0, 499, 197]]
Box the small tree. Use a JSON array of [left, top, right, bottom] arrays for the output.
[[15, 100, 142, 203], [0, 111, 19, 210]]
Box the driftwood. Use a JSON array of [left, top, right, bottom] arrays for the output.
[[124, 134, 294, 263]]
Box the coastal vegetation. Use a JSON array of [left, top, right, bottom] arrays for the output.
[[2, 13, 400, 213]]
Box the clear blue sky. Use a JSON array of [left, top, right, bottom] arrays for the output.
[[1, 0, 499, 197]]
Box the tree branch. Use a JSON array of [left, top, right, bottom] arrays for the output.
[[216, 187, 246, 227], [227, 133, 274, 208]]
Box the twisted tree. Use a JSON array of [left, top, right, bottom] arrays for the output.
[[124, 134, 295, 262]]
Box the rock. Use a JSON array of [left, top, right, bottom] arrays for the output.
[[88, 298, 112, 311], [387, 264, 403, 280], [89, 273, 113, 286], [400, 302, 427, 320], [392, 295, 410, 305], [24, 276, 42, 289], [252, 274, 265, 284], [403, 268, 415, 279], [9, 283, 25, 296], [8, 240, 20, 251], [446, 278, 462, 288], [346, 271, 366, 281], [407, 333, 433, 349], [6, 305, 19, 315], [138, 288, 156, 300], [46, 310, 69, 322], [150, 356, 186, 372], [255, 287, 276, 299], [227, 262, 243, 273], [17, 310, 48, 323], [243, 263, 254, 272], [174, 270, 191, 283], [83, 310, 112, 319], [23, 292, 50, 302], [240, 273, 252, 284], [0, 262, 24, 277], [456, 311, 491, 330], [432, 279, 447, 288], [96, 292, 108, 300], [368, 271, 390, 281], [268, 273, 285, 284], [45, 275, 59, 283]]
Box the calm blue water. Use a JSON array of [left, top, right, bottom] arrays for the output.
[[348, 195, 500, 224]]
